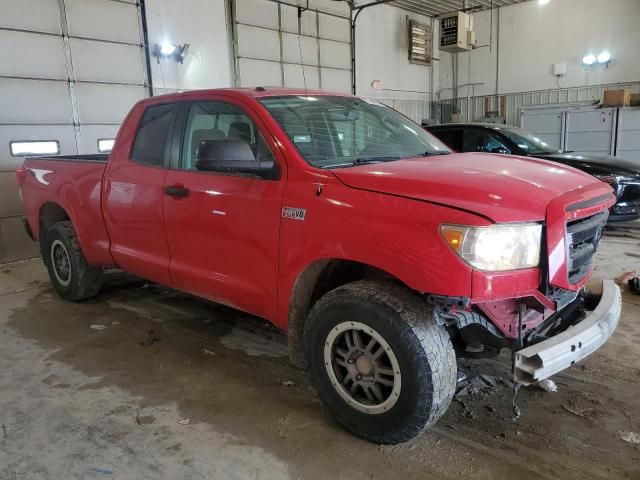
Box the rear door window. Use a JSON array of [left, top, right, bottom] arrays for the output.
[[131, 103, 177, 167]]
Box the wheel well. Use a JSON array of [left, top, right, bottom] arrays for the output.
[[287, 259, 407, 366], [39, 203, 70, 240]]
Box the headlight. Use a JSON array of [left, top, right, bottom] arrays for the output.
[[440, 223, 542, 271]]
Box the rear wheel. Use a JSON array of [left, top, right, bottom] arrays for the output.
[[42, 221, 103, 301], [304, 280, 457, 444]]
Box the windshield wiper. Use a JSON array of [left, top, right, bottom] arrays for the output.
[[352, 156, 402, 165], [318, 156, 403, 169], [420, 151, 451, 157]]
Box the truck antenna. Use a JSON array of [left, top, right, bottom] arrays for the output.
[[297, 35, 320, 186]]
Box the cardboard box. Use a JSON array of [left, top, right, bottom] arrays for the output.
[[631, 93, 640, 107], [602, 89, 631, 107]]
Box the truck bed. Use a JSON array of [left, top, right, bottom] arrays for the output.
[[19, 155, 114, 266]]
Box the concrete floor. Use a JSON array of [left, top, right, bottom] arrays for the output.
[[1, 236, 639, 480]]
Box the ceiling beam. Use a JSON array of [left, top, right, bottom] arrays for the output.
[[392, 0, 442, 15], [388, 0, 526, 17]]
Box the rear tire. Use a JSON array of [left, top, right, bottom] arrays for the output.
[[42, 221, 103, 301], [304, 280, 456, 444]]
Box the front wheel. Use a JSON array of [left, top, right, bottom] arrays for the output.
[[42, 221, 103, 301], [304, 280, 457, 444]]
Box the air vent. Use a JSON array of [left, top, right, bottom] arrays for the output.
[[408, 19, 432, 65], [439, 12, 475, 53]]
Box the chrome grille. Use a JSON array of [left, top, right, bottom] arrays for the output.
[[566, 211, 608, 283]]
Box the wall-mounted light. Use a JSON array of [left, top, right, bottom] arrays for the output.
[[582, 51, 611, 66], [97, 139, 115, 153], [152, 41, 190, 64], [159, 42, 177, 56], [538, 0, 550, 5], [10, 140, 60, 157]]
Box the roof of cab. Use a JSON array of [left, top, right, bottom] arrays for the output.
[[140, 86, 353, 103]]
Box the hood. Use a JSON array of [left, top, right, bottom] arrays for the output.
[[536, 152, 640, 178], [330, 152, 604, 223]]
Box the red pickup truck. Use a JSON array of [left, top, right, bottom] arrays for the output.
[[17, 88, 621, 444]]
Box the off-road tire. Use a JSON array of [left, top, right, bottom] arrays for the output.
[[304, 280, 457, 444], [42, 221, 103, 301]]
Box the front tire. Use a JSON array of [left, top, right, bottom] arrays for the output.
[[304, 280, 457, 444], [42, 221, 103, 301]]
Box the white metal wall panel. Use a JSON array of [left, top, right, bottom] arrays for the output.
[[521, 111, 564, 151], [319, 68, 351, 93], [236, 0, 279, 28], [565, 109, 616, 156], [0, 31, 67, 79], [238, 58, 282, 86], [616, 108, 640, 163], [283, 64, 320, 89], [0, 126, 77, 170], [282, 33, 318, 65], [70, 39, 145, 84], [75, 84, 146, 124], [2, 0, 62, 33], [65, 0, 140, 44], [318, 14, 349, 43], [0, 79, 73, 124], [234, 0, 351, 92], [237, 24, 281, 61], [308, 0, 350, 16], [79, 124, 120, 155], [319, 39, 350, 70], [281, 7, 317, 36]]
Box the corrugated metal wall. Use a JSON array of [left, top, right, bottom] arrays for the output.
[[376, 98, 431, 124], [435, 82, 640, 126]]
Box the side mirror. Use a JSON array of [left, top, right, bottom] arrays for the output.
[[195, 139, 278, 179], [490, 146, 510, 154]]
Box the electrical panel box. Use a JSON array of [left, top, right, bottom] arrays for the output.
[[553, 63, 567, 76], [439, 12, 475, 53]]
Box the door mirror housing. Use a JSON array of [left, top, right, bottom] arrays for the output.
[[195, 139, 279, 179]]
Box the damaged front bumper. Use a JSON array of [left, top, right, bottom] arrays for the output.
[[514, 279, 621, 385]]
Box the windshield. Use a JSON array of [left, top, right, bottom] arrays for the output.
[[260, 96, 451, 168], [497, 127, 559, 155]]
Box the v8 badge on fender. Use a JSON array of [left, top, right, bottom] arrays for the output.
[[282, 207, 306, 221]]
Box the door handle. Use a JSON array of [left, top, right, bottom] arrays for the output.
[[164, 184, 190, 198]]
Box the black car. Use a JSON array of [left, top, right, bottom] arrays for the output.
[[426, 123, 640, 222]]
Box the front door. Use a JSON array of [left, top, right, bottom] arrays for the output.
[[163, 98, 286, 321]]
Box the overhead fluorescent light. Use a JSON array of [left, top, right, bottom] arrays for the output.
[[97, 138, 115, 153], [538, 0, 550, 5], [10, 140, 60, 157]]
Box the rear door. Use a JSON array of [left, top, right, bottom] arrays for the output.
[[163, 97, 286, 321], [102, 102, 177, 285]]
